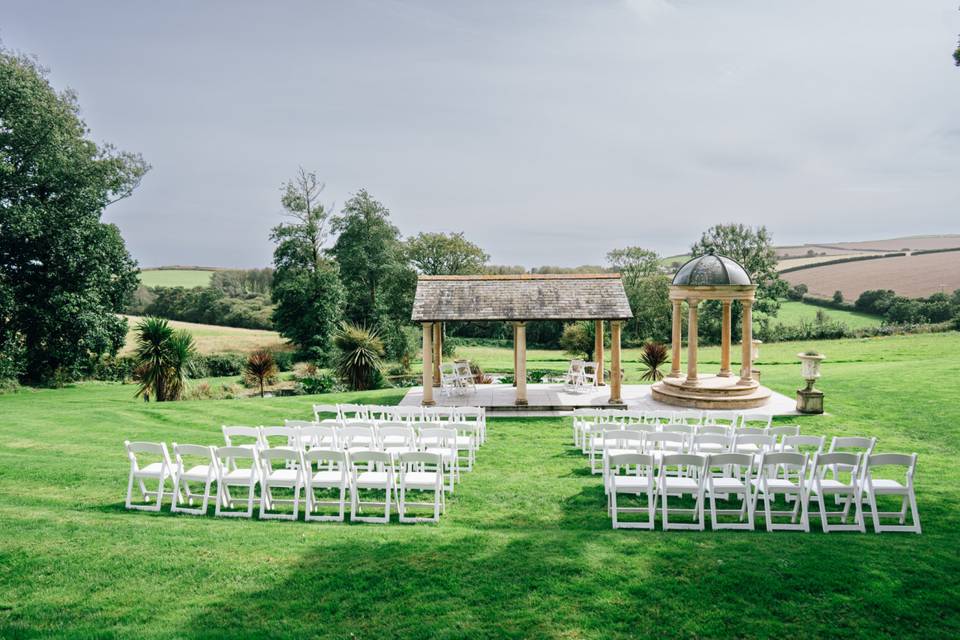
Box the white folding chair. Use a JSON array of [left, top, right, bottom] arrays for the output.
[[450, 420, 480, 472], [297, 424, 339, 453], [607, 453, 657, 530], [564, 359, 586, 392], [658, 453, 708, 531], [440, 363, 460, 397], [339, 403, 368, 423], [419, 427, 458, 493], [644, 432, 687, 466], [740, 413, 773, 429], [339, 423, 378, 453], [862, 453, 920, 534], [767, 425, 800, 445], [171, 443, 217, 515], [457, 407, 487, 445], [662, 423, 695, 454], [366, 405, 393, 423], [807, 452, 866, 533], [312, 404, 341, 425], [581, 361, 599, 388], [378, 423, 418, 456], [697, 424, 732, 438], [750, 452, 810, 532], [692, 434, 731, 455], [826, 436, 877, 503], [392, 405, 424, 425], [349, 450, 394, 523], [301, 449, 349, 522], [258, 447, 304, 521], [259, 426, 299, 453], [600, 430, 645, 479], [573, 408, 598, 450], [124, 441, 177, 512], [702, 411, 740, 430], [397, 451, 445, 523], [705, 453, 755, 531], [453, 361, 476, 393], [222, 425, 261, 453], [214, 446, 260, 518], [422, 406, 456, 423]]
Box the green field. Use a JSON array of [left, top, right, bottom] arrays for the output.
[[769, 300, 883, 330], [1, 331, 958, 637], [122, 315, 288, 355], [139, 269, 216, 288]]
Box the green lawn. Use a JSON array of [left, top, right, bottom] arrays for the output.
[[139, 269, 216, 288], [1, 332, 959, 637], [769, 300, 883, 330]]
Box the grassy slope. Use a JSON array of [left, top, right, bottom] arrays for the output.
[[121, 315, 288, 355], [769, 300, 883, 330], [1, 332, 959, 638], [139, 269, 216, 288]]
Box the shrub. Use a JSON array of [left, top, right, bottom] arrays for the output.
[[292, 363, 339, 395], [560, 322, 593, 359], [272, 350, 294, 372], [245, 350, 279, 397], [639, 342, 669, 382], [89, 354, 138, 382], [333, 322, 385, 391], [832, 290, 844, 304], [786, 283, 808, 301], [198, 353, 246, 377], [131, 317, 196, 402]]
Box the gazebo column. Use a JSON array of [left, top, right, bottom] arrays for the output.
[[686, 299, 699, 385], [719, 301, 732, 377], [740, 299, 754, 384], [594, 320, 605, 385], [669, 300, 682, 377], [432, 321, 442, 387], [609, 321, 623, 404], [514, 321, 528, 406], [512, 323, 518, 387], [421, 322, 435, 406]]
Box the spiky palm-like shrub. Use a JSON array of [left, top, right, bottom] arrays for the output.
[[245, 349, 279, 398], [333, 322, 385, 391], [639, 341, 669, 382], [132, 317, 196, 401]]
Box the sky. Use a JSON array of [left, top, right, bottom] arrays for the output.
[[3, 0, 959, 268]]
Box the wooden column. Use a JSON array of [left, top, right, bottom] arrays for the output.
[[594, 320, 605, 386], [514, 322, 528, 405], [686, 299, 699, 385], [719, 301, 732, 377], [421, 323, 435, 406], [740, 299, 753, 384], [432, 321, 442, 387], [609, 321, 623, 404], [512, 323, 518, 387], [669, 300, 682, 377]]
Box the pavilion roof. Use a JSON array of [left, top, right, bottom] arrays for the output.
[[411, 274, 634, 322]]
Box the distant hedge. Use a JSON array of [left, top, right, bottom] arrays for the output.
[[779, 252, 907, 275], [910, 247, 960, 256]]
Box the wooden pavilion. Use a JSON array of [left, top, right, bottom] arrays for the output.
[[411, 274, 633, 406]]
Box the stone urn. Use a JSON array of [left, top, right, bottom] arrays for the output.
[[751, 339, 763, 381], [796, 352, 825, 414]]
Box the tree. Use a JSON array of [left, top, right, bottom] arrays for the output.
[[833, 290, 844, 304], [329, 190, 405, 324], [245, 350, 278, 398], [689, 224, 788, 344], [333, 322, 385, 391], [606, 246, 669, 343], [406, 232, 489, 275], [132, 317, 195, 401], [270, 170, 346, 362], [560, 322, 595, 359], [606, 246, 660, 289], [0, 50, 148, 383]]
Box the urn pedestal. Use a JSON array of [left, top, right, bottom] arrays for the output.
[[796, 353, 825, 414]]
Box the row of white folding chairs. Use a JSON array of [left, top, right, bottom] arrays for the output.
[[572, 408, 772, 448], [124, 441, 447, 523], [314, 404, 487, 444], [225, 422, 480, 474], [605, 449, 920, 534]]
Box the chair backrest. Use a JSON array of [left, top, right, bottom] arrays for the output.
[[621, 410, 645, 423], [781, 435, 825, 454], [378, 424, 417, 448], [422, 406, 455, 422], [349, 449, 393, 468], [456, 407, 485, 426], [453, 361, 472, 376], [303, 448, 346, 465], [582, 362, 598, 383], [312, 404, 340, 422], [338, 404, 368, 422], [567, 359, 585, 374], [608, 452, 655, 469], [740, 413, 772, 429], [299, 425, 338, 448], [692, 434, 730, 453], [339, 423, 376, 449], [674, 410, 703, 425], [866, 453, 917, 485], [172, 442, 215, 467], [623, 423, 657, 435], [602, 429, 644, 450], [733, 434, 776, 451], [663, 423, 695, 435], [259, 426, 297, 449], [707, 452, 753, 469], [813, 452, 863, 483], [757, 451, 807, 476], [125, 440, 173, 471], [214, 445, 258, 470], [828, 436, 877, 454], [646, 410, 675, 425], [392, 406, 424, 424], [735, 426, 767, 437], [702, 411, 740, 427], [222, 426, 260, 447], [660, 453, 707, 472], [285, 419, 317, 429], [398, 451, 443, 467], [259, 446, 301, 472], [768, 425, 800, 439], [644, 432, 686, 451], [697, 424, 730, 436], [420, 427, 457, 449], [365, 405, 393, 421]]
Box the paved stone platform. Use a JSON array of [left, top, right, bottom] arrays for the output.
[[400, 383, 800, 417]]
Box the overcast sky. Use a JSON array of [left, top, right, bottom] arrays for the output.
[[3, 0, 959, 268]]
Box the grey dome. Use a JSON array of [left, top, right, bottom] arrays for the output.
[[672, 254, 752, 286]]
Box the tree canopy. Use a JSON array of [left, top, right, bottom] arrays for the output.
[[406, 232, 489, 275], [0, 50, 148, 383]]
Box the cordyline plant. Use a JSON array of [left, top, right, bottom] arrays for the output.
[[245, 350, 278, 398], [333, 322, 385, 391], [133, 317, 196, 401], [639, 341, 670, 382]]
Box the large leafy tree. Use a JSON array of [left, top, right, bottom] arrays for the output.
[[0, 50, 148, 383], [606, 246, 671, 343], [270, 169, 345, 362], [406, 231, 489, 275], [689, 224, 788, 343], [329, 189, 405, 324]]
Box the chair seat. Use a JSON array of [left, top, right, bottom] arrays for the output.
[[264, 469, 300, 485], [868, 479, 906, 493], [613, 476, 653, 492], [355, 471, 391, 488], [455, 437, 474, 448], [310, 470, 346, 486], [605, 448, 643, 458], [135, 462, 169, 478], [403, 471, 441, 489], [813, 479, 856, 494], [381, 436, 408, 446], [696, 443, 726, 453], [223, 469, 257, 483], [424, 447, 454, 461], [710, 478, 747, 491], [751, 478, 800, 492], [661, 478, 699, 492], [181, 465, 212, 481]]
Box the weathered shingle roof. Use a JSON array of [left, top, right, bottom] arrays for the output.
[[411, 274, 633, 322]]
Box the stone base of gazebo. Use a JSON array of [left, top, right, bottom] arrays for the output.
[[651, 375, 772, 410]]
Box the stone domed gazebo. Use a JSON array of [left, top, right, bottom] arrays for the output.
[[651, 253, 773, 409]]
